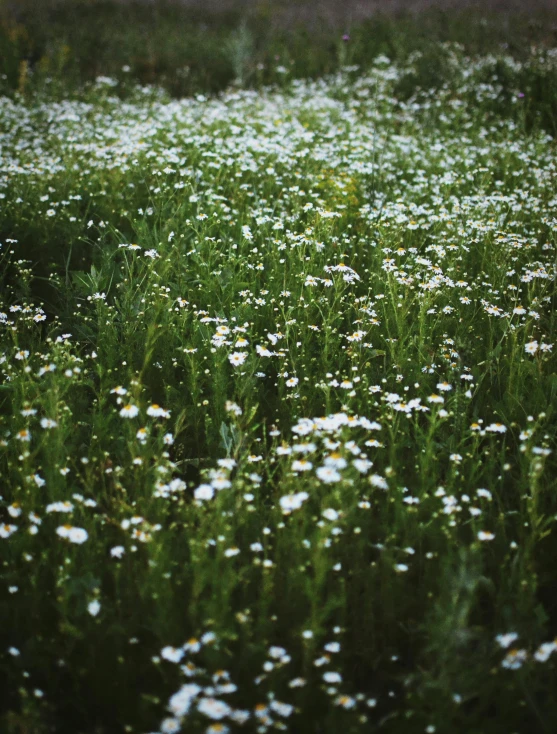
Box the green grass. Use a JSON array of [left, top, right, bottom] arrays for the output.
[[1, 5, 557, 734]]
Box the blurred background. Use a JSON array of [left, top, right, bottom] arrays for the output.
[[1, 0, 556, 98]]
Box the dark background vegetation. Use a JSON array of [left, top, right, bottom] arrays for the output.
[[1, 0, 557, 99]]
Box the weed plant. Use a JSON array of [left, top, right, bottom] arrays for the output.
[[0, 15, 557, 734]]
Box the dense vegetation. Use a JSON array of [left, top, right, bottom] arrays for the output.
[[1, 2, 557, 733]]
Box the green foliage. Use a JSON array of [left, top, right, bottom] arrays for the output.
[[0, 13, 557, 734]]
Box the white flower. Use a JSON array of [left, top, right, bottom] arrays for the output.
[[496, 632, 518, 648], [323, 671, 342, 684], [485, 423, 507, 433], [167, 683, 201, 716], [194, 484, 214, 501], [119, 404, 139, 418], [269, 700, 294, 717], [46, 501, 73, 513], [146, 403, 170, 418], [161, 646, 185, 663], [477, 530, 495, 542], [40, 418, 58, 429], [316, 466, 342, 483], [279, 492, 309, 513], [501, 648, 528, 669], [197, 697, 231, 720], [228, 352, 248, 366], [110, 545, 125, 559], [436, 382, 452, 391], [427, 394, 444, 404], [291, 459, 312, 472], [268, 645, 287, 659], [322, 508, 339, 522], [369, 474, 388, 490], [87, 600, 101, 617], [524, 340, 538, 355], [534, 641, 557, 662], [56, 525, 89, 544], [0, 524, 18, 539], [160, 718, 181, 734], [353, 458, 372, 474], [7, 504, 21, 518]]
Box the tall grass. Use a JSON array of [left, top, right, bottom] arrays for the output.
[[0, 5, 557, 734]]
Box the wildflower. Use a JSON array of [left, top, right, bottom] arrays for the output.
[[7, 504, 21, 518], [279, 492, 309, 513], [46, 501, 73, 513], [87, 600, 101, 617], [56, 525, 89, 544], [197, 698, 231, 720], [495, 632, 518, 648], [525, 340, 538, 355], [147, 404, 170, 418], [534, 641, 557, 662], [225, 401, 242, 415], [207, 725, 230, 734], [501, 648, 528, 670], [119, 404, 139, 418], [0, 524, 18, 539], [228, 352, 248, 367], [16, 429, 31, 442], [160, 719, 181, 734], [335, 695, 356, 709], [224, 547, 240, 558], [485, 423, 507, 433], [161, 646, 185, 663], [194, 485, 214, 501], [269, 700, 294, 717], [477, 531, 495, 541], [369, 474, 388, 490], [168, 683, 201, 716], [427, 394, 444, 404], [40, 418, 58, 429], [316, 466, 342, 483], [291, 459, 312, 472]]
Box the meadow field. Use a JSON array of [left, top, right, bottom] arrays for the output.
[[1, 2, 557, 733]]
